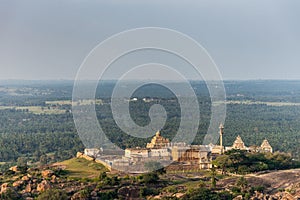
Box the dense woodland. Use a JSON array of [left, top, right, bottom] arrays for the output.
[[1, 80, 300, 170]]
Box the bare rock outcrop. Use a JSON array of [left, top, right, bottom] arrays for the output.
[[118, 186, 140, 199], [41, 169, 54, 178], [9, 165, 19, 172], [24, 183, 33, 193], [13, 180, 24, 188], [0, 183, 9, 194], [37, 180, 51, 192], [22, 175, 31, 181]]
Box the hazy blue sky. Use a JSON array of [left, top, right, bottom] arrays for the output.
[[0, 0, 299, 80]]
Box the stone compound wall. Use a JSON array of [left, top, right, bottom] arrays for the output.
[[76, 152, 95, 161]]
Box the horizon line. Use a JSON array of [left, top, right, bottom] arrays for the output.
[[1, 78, 300, 82]]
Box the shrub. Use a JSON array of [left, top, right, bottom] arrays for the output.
[[0, 188, 20, 200], [183, 187, 222, 200], [251, 185, 265, 193], [140, 187, 159, 197], [37, 189, 68, 200], [98, 190, 117, 200], [142, 172, 159, 184], [78, 189, 90, 198]]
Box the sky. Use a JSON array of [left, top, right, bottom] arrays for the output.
[[0, 0, 300, 80]]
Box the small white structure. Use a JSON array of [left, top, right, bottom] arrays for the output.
[[84, 148, 101, 158]]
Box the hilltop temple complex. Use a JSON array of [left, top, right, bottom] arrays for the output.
[[85, 124, 273, 172]]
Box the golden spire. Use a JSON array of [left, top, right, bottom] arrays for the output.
[[155, 130, 161, 137]]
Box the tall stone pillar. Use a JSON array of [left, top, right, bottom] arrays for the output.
[[219, 124, 224, 154]]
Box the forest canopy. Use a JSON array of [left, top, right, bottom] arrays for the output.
[[1, 80, 300, 169]]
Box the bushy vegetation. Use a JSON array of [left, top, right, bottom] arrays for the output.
[[213, 149, 300, 174], [0, 188, 20, 200], [141, 172, 160, 184], [98, 172, 120, 187], [37, 189, 68, 200], [183, 187, 233, 200]]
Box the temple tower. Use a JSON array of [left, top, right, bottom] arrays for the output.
[[260, 139, 273, 153], [232, 135, 246, 150], [146, 130, 170, 149]]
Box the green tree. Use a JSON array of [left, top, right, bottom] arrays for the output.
[[143, 172, 159, 184], [17, 157, 27, 168], [236, 176, 249, 193], [210, 165, 217, 189], [213, 154, 229, 175]]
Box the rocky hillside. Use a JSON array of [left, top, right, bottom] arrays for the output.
[[0, 158, 112, 200], [218, 169, 300, 199], [1, 156, 300, 200]]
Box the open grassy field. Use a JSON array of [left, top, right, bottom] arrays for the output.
[[0, 99, 104, 114], [45, 99, 103, 106], [0, 106, 66, 114], [227, 100, 300, 106], [214, 100, 300, 107], [55, 158, 108, 178]]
